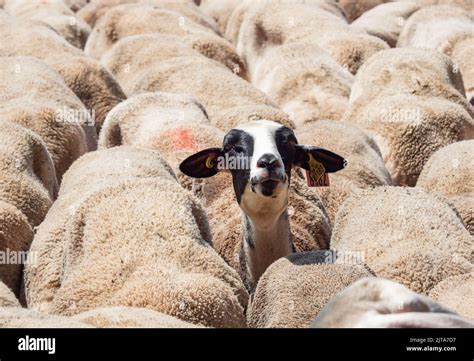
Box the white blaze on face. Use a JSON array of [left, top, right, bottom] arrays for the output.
[[235, 120, 286, 182]]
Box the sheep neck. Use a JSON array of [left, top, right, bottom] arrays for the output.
[[241, 209, 292, 288]]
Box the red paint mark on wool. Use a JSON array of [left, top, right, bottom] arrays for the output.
[[163, 128, 198, 151]]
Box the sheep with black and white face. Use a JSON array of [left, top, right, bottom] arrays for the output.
[[180, 120, 346, 291]]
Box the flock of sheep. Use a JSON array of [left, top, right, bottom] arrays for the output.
[[0, 0, 473, 328]]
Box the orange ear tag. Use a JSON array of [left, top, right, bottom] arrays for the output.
[[306, 153, 330, 187]]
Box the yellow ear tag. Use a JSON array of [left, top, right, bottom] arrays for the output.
[[306, 153, 329, 187]]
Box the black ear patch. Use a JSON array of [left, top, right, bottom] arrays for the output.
[[179, 148, 224, 178], [294, 145, 347, 173]]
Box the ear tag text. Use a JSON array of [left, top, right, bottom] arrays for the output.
[[306, 153, 330, 187]]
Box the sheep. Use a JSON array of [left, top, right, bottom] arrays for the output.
[[0, 122, 58, 227], [250, 42, 354, 125], [71, 306, 204, 328], [231, 1, 388, 76], [331, 186, 474, 295], [25, 147, 248, 328], [0, 13, 126, 130], [397, 5, 473, 51], [338, 0, 391, 22], [0, 305, 201, 328], [246, 251, 372, 328], [428, 272, 474, 320], [97, 92, 219, 185], [225, 0, 347, 45], [348, 46, 468, 105], [311, 277, 474, 327], [198, 0, 242, 34], [206, 167, 333, 291], [99, 92, 292, 169], [295, 120, 393, 225], [0, 56, 94, 180], [417, 140, 474, 235], [99, 94, 332, 293], [97, 94, 329, 291], [398, 0, 474, 13], [180, 120, 346, 291], [344, 48, 474, 186], [84, 3, 247, 78], [44, 178, 247, 327], [0, 201, 33, 298], [442, 33, 474, 104], [350, 1, 421, 47], [57, 146, 178, 196], [0, 307, 91, 327], [131, 56, 293, 130], [100, 34, 238, 95], [77, 0, 212, 29], [24, 146, 178, 308], [63, 0, 88, 12], [4, 0, 92, 49], [0, 281, 21, 307]]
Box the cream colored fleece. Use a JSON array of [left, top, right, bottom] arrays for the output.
[[0, 13, 126, 129], [429, 272, 474, 320], [0, 304, 202, 327], [417, 140, 474, 235], [0, 56, 92, 180], [311, 277, 474, 327], [344, 48, 473, 186], [72, 306, 205, 328], [25, 146, 179, 308], [0, 201, 33, 297], [331, 187, 474, 294], [339, 0, 391, 22], [247, 251, 372, 328], [0, 122, 57, 227], [295, 120, 392, 225], [97, 92, 223, 187], [225, 0, 347, 45], [250, 42, 354, 125], [78, 0, 212, 29], [351, 2, 421, 46], [233, 1, 388, 76], [440, 32, 474, 103], [132, 56, 291, 130], [198, 0, 242, 34], [25, 147, 248, 327], [0, 280, 21, 307], [4, 0, 91, 49], [101, 34, 211, 95], [398, 0, 473, 12], [84, 3, 246, 78], [63, 0, 88, 12], [397, 5, 473, 50], [0, 307, 91, 327]]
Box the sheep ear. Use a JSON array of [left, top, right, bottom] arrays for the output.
[[179, 148, 224, 178], [294, 145, 347, 173]]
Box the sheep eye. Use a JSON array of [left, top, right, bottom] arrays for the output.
[[233, 146, 244, 153]]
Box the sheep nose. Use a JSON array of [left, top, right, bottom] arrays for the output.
[[256, 154, 281, 170]]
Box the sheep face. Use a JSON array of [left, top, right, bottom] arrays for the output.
[[180, 120, 346, 215]]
